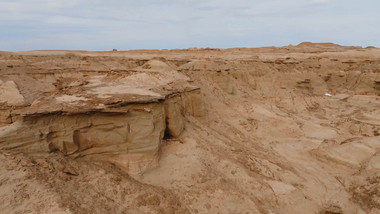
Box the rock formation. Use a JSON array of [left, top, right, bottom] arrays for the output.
[[0, 58, 205, 174], [0, 43, 379, 213]]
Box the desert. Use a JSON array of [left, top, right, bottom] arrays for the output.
[[0, 43, 379, 214]]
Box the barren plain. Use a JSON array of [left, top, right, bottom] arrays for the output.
[[0, 43, 379, 214]]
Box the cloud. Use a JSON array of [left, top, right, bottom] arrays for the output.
[[0, 0, 379, 50], [312, 0, 330, 4]]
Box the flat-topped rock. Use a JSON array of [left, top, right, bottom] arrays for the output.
[[0, 58, 204, 174]]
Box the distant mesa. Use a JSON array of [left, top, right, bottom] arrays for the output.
[[296, 42, 341, 47]]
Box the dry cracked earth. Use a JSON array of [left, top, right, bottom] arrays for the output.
[[0, 42, 379, 214]]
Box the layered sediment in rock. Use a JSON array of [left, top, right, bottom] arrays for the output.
[[0, 44, 379, 213], [0, 58, 205, 174]]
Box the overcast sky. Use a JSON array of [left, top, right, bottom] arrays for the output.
[[0, 0, 379, 51]]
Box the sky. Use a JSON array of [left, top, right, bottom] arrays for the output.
[[0, 0, 379, 51]]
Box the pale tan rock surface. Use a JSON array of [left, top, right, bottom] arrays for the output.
[[0, 80, 25, 106], [0, 43, 379, 213], [0, 57, 201, 175]]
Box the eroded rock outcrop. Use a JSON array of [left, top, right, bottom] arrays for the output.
[[2, 45, 379, 213], [0, 58, 205, 174]]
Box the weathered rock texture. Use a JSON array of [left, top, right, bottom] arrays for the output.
[[0, 43, 379, 214], [0, 57, 204, 174]]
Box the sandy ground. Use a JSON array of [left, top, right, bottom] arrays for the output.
[[0, 43, 379, 213]]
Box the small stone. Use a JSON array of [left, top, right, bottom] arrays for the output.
[[62, 166, 79, 176], [20, 159, 34, 167], [35, 158, 49, 168]]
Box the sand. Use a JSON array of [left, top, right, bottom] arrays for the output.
[[0, 43, 379, 214]]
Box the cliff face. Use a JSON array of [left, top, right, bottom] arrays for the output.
[[0, 57, 205, 174], [0, 44, 379, 214], [0, 93, 204, 174], [1, 104, 165, 173]]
